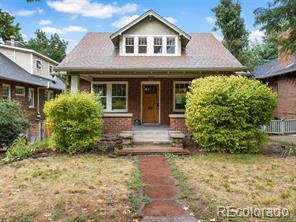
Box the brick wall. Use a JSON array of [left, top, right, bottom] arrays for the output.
[[102, 116, 133, 134], [0, 79, 61, 140], [169, 115, 188, 134], [276, 73, 296, 118]]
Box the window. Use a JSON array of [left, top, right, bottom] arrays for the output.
[[112, 84, 127, 110], [125, 37, 134, 54], [45, 90, 54, 101], [154, 37, 163, 54], [92, 82, 128, 112], [36, 60, 42, 69], [2, 84, 11, 99], [15, 86, 25, 96], [28, 88, 34, 108], [270, 81, 278, 93], [93, 84, 107, 109], [49, 65, 54, 74], [138, 37, 147, 54], [166, 37, 176, 54], [174, 82, 189, 111]]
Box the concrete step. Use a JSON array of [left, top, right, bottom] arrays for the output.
[[117, 147, 190, 156]]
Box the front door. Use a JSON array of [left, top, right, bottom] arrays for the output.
[[142, 84, 159, 123]]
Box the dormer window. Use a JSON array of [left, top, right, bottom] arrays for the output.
[[167, 37, 176, 54], [138, 37, 147, 54], [154, 37, 163, 54], [125, 37, 134, 54], [36, 60, 42, 70], [49, 65, 54, 73]]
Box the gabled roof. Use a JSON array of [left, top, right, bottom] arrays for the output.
[[0, 53, 65, 90], [110, 9, 191, 47], [252, 55, 296, 79], [57, 32, 246, 72]]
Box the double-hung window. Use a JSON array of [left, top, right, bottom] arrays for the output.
[[154, 37, 163, 54], [166, 37, 176, 54], [28, 88, 34, 108], [125, 37, 134, 54], [2, 84, 11, 99], [138, 37, 147, 54], [174, 82, 190, 112], [45, 90, 54, 101], [15, 86, 25, 96], [92, 82, 127, 112]]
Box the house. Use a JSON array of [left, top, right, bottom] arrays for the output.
[[253, 30, 296, 119], [0, 39, 65, 141], [56, 10, 245, 141]]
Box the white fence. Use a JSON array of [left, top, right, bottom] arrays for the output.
[[261, 119, 296, 135]]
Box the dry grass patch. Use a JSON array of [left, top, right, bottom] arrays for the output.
[[0, 155, 135, 222], [175, 154, 296, 221]]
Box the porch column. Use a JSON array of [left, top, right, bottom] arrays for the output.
[[70, 75, 80, 93]]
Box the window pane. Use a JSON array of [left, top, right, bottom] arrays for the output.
[[112, 97, 126, 110], [138, 37, 147, 45], [175, 83, 189, 110], [167, 46, 175, 54], [154, 46, 162, 54], [2, 85, 10, 99], [29, 88, 34, 107], [101, 97, 106, 109], [154, 37, 162, 45], [167, 37, 175, 46], [125, 37, 134, 45], [126, 46, 134, 53], [139, 46, 147, 54], [16, 86, 25, 96], [112, 84, 126, 96], [93, 84, 106, 96]]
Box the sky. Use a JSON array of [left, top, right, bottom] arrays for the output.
[[0, 0, 270, 53]]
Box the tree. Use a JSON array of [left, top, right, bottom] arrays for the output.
[[212, 0, 249, 62], [0, 9, 23, 42], [254, 0, 296, 53], [26, 29, 68, 62]]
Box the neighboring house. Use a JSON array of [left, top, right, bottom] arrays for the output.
[[0, 39, 65, 142], [253, 51, 296, 119], [56, 10, 245, 137]]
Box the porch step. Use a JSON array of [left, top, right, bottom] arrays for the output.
[[133, 130, 170, 144], [117, 147, 190, 156]]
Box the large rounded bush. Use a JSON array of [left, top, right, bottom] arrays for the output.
[[0, 99, 29, 146], [44, 92, 103, 154], [186, 76, 276, 153]]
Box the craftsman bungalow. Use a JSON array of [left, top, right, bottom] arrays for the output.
[[56, 10, 246, 138]]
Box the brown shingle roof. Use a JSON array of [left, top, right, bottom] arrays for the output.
[[57, 32, 246, 72]]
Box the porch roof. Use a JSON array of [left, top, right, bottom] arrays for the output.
[[57, 32, 247, 73]]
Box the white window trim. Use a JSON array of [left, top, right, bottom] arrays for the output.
[[91, 81, 128, 112], [15, 86, 25, 96], [166, 36, 176, 54], [125, 37, 135, 54], [122, 35, 178, 56], [153, 36, 163, 54], [173, 81, 190, 112], [2, 84, 11, 99], [28, 88, 34, 108], [36, 59, 42, 70]]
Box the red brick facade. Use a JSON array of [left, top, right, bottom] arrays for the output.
[[102, 116, 133, 134], [169, 115, 188, 134], [0, 79, 61, 139], [270, 73, 296, 119]]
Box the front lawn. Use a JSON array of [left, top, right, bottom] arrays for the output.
[[0, 155, 135, 221], [174, 154, 296, 221]]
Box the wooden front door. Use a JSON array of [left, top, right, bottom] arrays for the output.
[[142, 84, 159, 123]]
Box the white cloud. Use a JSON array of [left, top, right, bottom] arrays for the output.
[[38, 19, 52, 26], [249, 29, 265, 44], [165, 17, 177, 24], [112, 14, 139, 28], [41, 25, 87, 35], [46, 0, 138, 19], [16, 8, 43, 17], [205, 16, 215, 25]]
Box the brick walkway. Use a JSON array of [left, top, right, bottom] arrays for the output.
[[138, 156, 196, 222]]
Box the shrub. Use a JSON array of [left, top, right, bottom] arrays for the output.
[[3, 137, 32, 163], [44, 92, 103, 154], [186, 76, 277, 153], [0, 99, 29, 146]]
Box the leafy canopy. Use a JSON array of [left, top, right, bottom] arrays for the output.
[[26, 29, 68, 62], [186, 76, 276, 153], [254, 0, 296, 53], [212, 0, 249, 62], [0, 9, 23, 42], [44, 92, 103, 154]]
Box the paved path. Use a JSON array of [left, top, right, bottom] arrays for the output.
[[138, 156, 196, 222]]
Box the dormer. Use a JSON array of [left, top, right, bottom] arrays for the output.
[[110, 10, 191, 56]]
